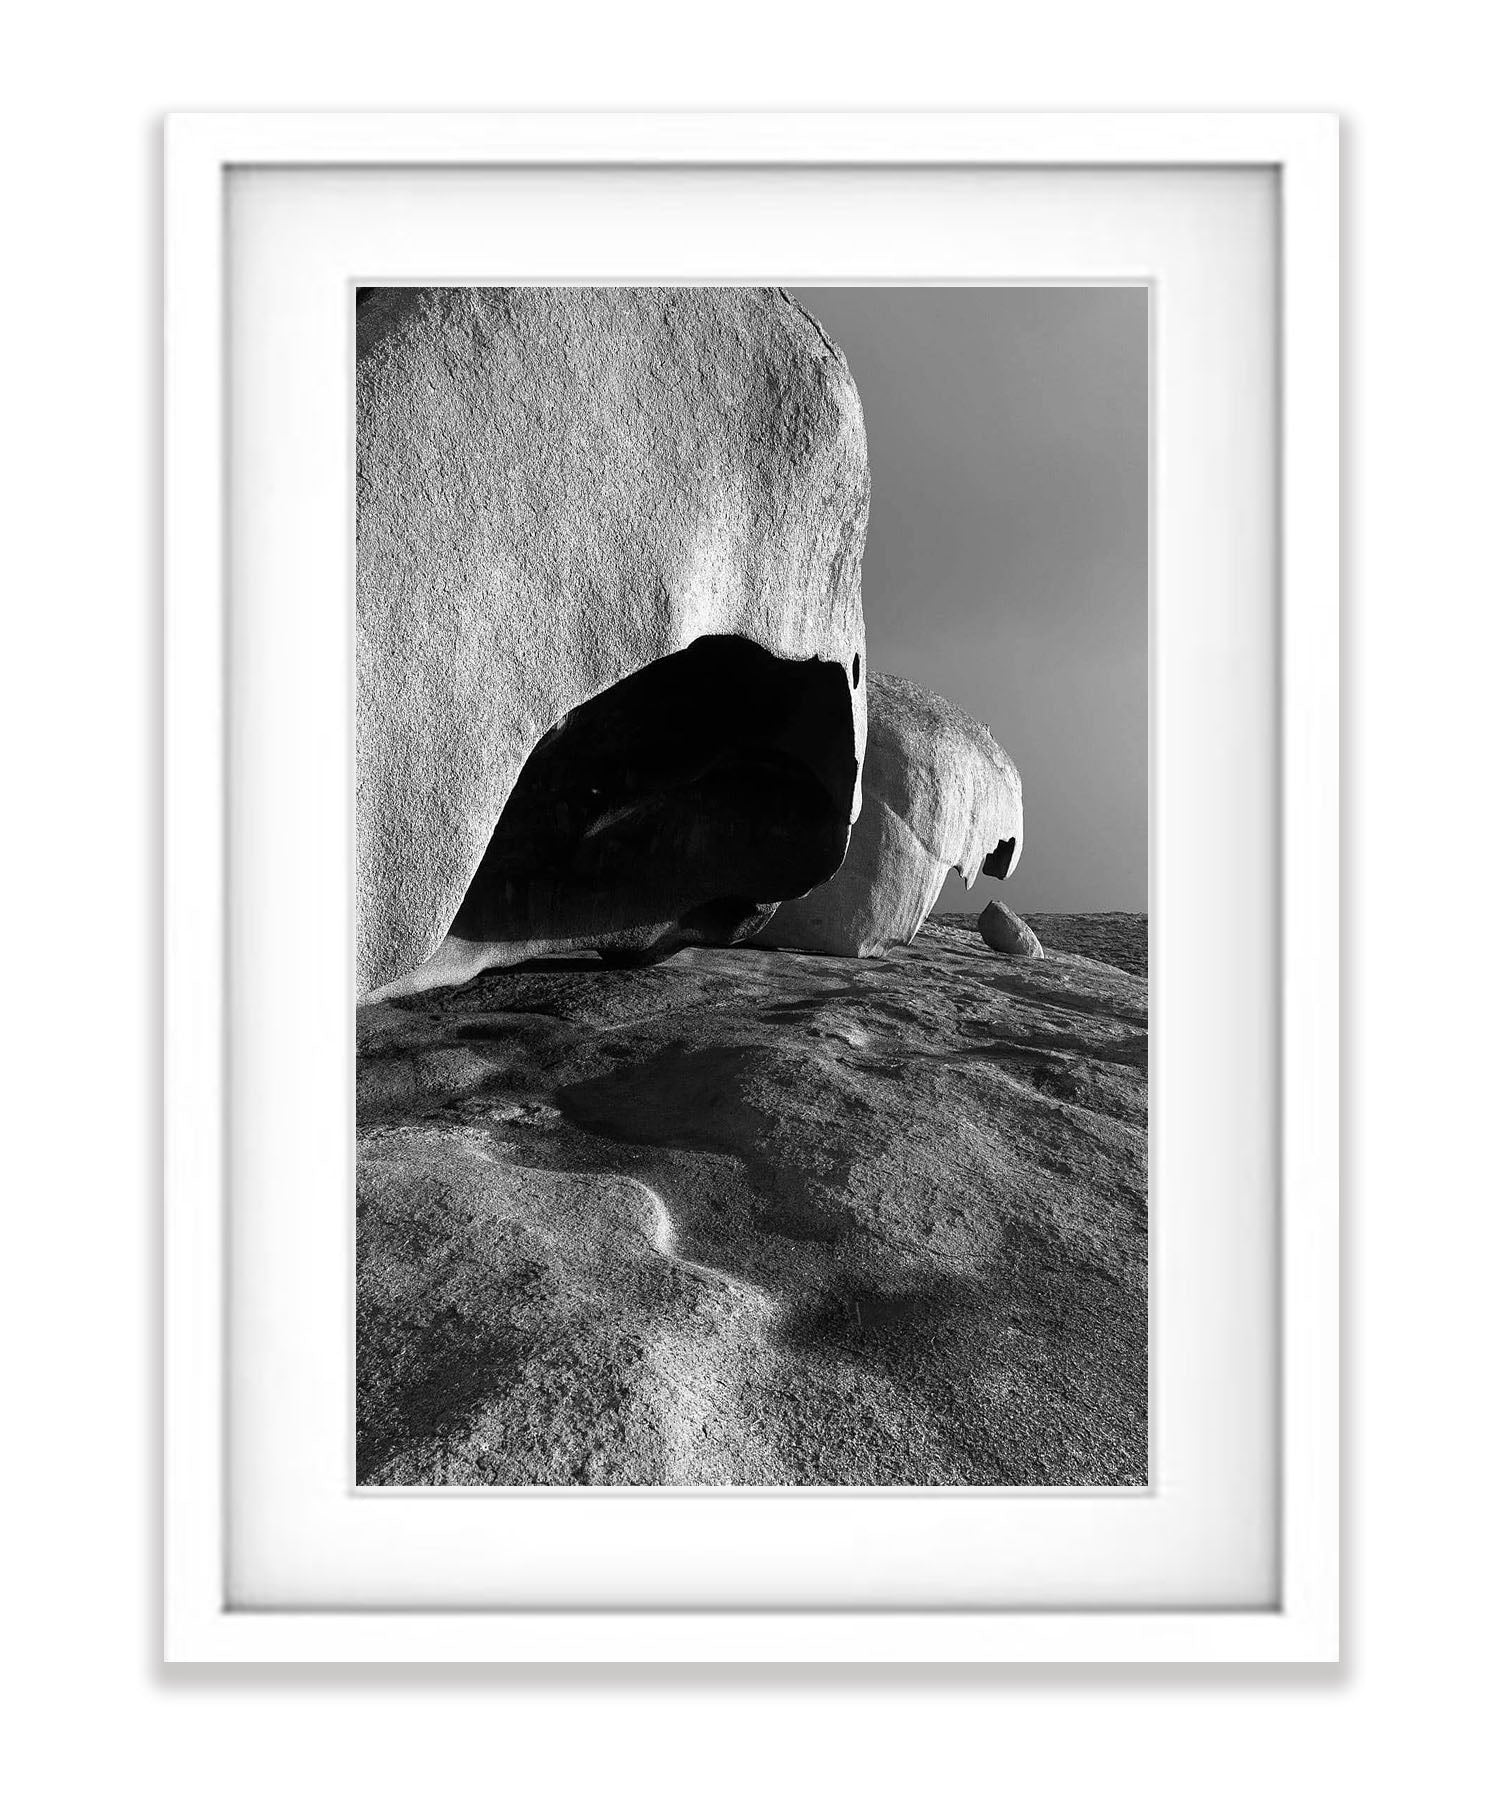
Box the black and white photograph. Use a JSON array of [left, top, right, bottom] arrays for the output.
[[354, 283, 1148, 1487], [28, 0, 1500, 1770]]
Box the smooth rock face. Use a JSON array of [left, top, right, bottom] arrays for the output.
[[356, 918, 1147, 1486], [357, 287, 869, 999], [756, 672, 1023, 957], [979, 899, 1044, 958]]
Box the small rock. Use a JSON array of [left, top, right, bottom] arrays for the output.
[[978, 900, 1044, 958]]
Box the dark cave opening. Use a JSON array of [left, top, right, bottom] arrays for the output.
[[983, 836, 1017, 880], [448, 635, 858, 963]]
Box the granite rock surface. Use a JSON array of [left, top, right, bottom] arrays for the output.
[[357, 917, 1147, 1486]]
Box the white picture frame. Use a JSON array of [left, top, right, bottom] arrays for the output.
[[164, 111, 1338, 1663]]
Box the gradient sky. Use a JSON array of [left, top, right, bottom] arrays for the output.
[[793, 287, 1148, 915]]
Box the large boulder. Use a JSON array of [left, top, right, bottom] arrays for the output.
[[757, 672, 1023, 957], [357, 287, 869, 999]]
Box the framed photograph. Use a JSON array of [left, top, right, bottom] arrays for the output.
[[164, 112, 1338, 1662]]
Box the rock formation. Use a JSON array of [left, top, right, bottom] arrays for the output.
[[357, 918, 1148, 1486], [979, 898, 1044, 958], [356, 287, 869, 999], [756, 671, 1023, 957]]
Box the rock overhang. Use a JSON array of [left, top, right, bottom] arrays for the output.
[[756, 669, 1025, 958], [356, 286, 870, 997]]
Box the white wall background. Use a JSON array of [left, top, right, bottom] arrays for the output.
[[2, 5, 1495, 1795]]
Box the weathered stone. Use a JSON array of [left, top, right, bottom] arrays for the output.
[[756, 672, 1023, 957], [978, 898, 1044, 958], [357, 287, 869, 999], [356, 919, 1147, 1486]]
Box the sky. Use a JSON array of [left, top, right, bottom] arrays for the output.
[[793, 287, 1148, 916]]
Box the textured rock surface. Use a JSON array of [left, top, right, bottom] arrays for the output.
[[968, 911, 1147, 980], [357, 917, 1147, 1486], [979, 899, 1044, 958], [357, 287, 869, 998], [756, 672, 1022, 957]]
